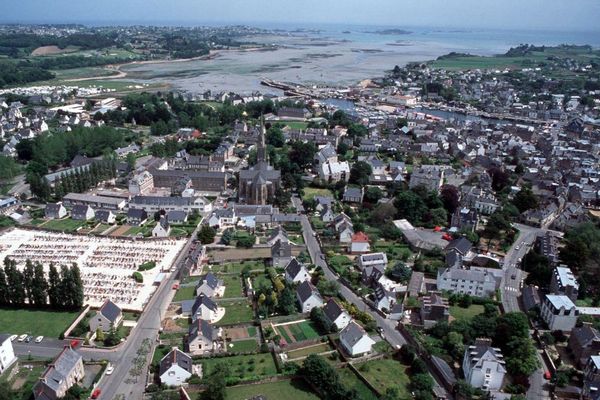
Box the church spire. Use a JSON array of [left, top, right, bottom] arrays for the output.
[[257, 115, 268, 164]]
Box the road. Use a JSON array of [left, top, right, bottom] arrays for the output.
[[97, 221, 202, 400], [499, 223, 551, 400], [291, 196, 452, 399]]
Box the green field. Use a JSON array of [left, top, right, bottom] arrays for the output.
[[282, 120, 309, 130], [226, 379, 319, 400], [209, 261, 264, 274], [199, 353, 277, 381], [449, 304, 485, 322], [356, 359, 410, 397], [286, 342, 332, 360], [173, 286, 196, 302], [228, 339, 259, 353], [221, 275, 244, 298], [0, 308, 80, 338], [41, 218, 86, 232], [276, 320, 321, 343], [338, 367, 378, 400], [218, 301, 255, 325], [302, 187, 334, 201]]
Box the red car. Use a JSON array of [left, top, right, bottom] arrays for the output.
[[544, 371, 551, 380], [70, 339, 80, 348], [91, 388, 101, 399], [172, 283, 179, 290]]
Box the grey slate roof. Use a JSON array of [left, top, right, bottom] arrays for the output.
[[296, 281, 319, 303], [99, 299, 121, 323], [285, 258, 304, 279], [198, 273, 220, 290], [271, 239, 292, 258], [188, 319, 216, 342], [71, 204, 92, 218], [340, 321, 367, 348], [159, 348, 193, 375], [127, 208, 147, 220], [94, 210, 113, 223], [34, 346, 82, 396], [191, 295, 218, 315], [323, 298, 345, 323], [167, 210, 188, 222], [445, 237, 473, 255]]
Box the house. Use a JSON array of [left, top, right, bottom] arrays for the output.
[[284, 258, 311, 284], [343, 186, 364, 203], [358, 253, 388, 270], [314, 144, 338, 165], [389, 303, 405, 321], [568, 323, 600, 368], [195, 273, 223, 298], [361, 258, 386, 286], [420, 292, 449, 328], [314, 196, 333, 212], [337, 222, 354, 244], [583, 356, 600, 400], [445, 237, 473, 257], [550, 266, 579, 302], [128, 171, 154, 195], [267, 226, 289, 247], [186, 319, 217, 355], [409, 165, 444, 193], [271, 239, 292, 268], [127, 208, 148, 226], [167, 210, 188, 224], [0, 334, 17, 375], [322, 298, 351, 331], [521, 285, 541, 312], [339, 321, 376, 357], [319, 160, 350, 183], [189, 295, 219, 323], [94, 210, 116, 224], [71, 204, 95, 221], [207, 208, 236, 229], [296, 281, 324, 313], [436, 266, 500, 297], [540, 294, 578, 332], [33, 346, 85, 400], [45, 203, 67, 219], [320, 205, 335, 222], [374, 283, 396, 312], [349, 232, 370, 254], [152, 216, 171, 238], [159, 348, 194, 387], [462, 338, 506, 391], [89, 299, 123, 333]]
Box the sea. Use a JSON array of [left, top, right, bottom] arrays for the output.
[[113, 22, 600, 94]]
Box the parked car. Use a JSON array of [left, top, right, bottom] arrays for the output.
[[105, 364, 114, 375], [35, 336, 44, 343], [24, 335, 33, 343], [17, 334, 27, 342], [91, 388, 101, 399], [9, 335, 17, 342]]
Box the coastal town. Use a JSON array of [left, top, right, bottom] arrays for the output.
[[0, 18, 599, 400]]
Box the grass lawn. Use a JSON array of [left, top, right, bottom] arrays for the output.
[[123, 312, 140, 321], [173, 286, 196, 302], [41, 218, 86, 232], [288, 321, 321, 341], [2, 364, 46, 395], [199, 353, 277, 381], [209, 261, 263, 274], [169, 227, 189, 237], [302, 187, 334, 201], [0, 308, 80, 338], [449, 304, 485, 322], [221, 275, 244, 298], [357, 359, 410, 397], [226, 379, 319, 400], [281, 120, 309, 130], [91, 223, 113, 234], [247, 326, 257, 337], [286, 342, 332, 359], [217, 301, 254, 325], [338, 367, 378, 400], [228, 339, 259, 353]]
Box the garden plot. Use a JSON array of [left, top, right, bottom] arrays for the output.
[[272, 319, 321, 345]]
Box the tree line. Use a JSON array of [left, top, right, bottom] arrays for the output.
[[0, 258, 84, 310]]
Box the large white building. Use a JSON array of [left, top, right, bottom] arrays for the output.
[[436, 267, 500, 297], [462, 338, 506, 391], [319, 160, 350, 183], [540, 294, 578, 332], [0, 334, 17, 375]]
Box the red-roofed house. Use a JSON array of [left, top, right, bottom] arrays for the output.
[[349, 232, 371, 254]]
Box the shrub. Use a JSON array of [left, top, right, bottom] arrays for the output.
[[132, 271, 143, 283]]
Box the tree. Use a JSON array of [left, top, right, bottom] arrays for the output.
[[349, 161, 372, 186], [369, 203, 397, 225], [5, 259, 25, 306], [440, 185, 460, 214], [488, 167, 510, 191], [266, 126, 285, 147], [104, 324, 121, 346], [31, 262, 48, 306], [236, 235, 256, 248], [198, 225, 216, 244], [513, 187, 539, 213], [394, 190, 427, 223], [200, 363, 227, 400], [310, 307, 332, 333], [278, 286, 297, 315], [48, 263, 61, 308], [23, 260, 34, 304], [317, 280, 340, 297], [0, 268, 8, 306], [125, 152, 136, 171], [95, 328, 105, 342], [70, 264, 84, 309], [410, 373, 434, 392], [364, 187, 383, 204], [150, 120, 169, 136], [220, 228, 234, 245]]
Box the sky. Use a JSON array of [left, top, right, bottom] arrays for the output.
[[2, 0, 599, 31]]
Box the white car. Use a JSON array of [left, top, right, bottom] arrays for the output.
[[17, 334, 27, 342], [34, 336, 44, 343], [105, 364, 114, 375], [9, 335, 17, 342]]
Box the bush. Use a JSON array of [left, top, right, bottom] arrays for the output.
[[138, 261, 157, 271], [132, 271, 143, 283]]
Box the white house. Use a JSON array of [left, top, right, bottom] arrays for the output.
[[195, 273, 224, 298], [339, 321, 376, 357], [186, 319, 217, 355], [152, 217, 171, 238], [159, 348, 194, 386], [0, 334, 17, 375], [89, 299, 123, 333], [45, 203, 67, 219], [71, 205, 95, 221], [33, 346, 85, 400], [319, 160, 350, 183], [462, 338, 506, 391], [322, 298, 351, 331], [207, 208, 236, 229], [296, 281, 324, 313], [190, 295, 219, 323], [358, 252, 388, 271], [540, 294, 578, 332], [436, 267, 500, 297], [349, 232, 371, 254], [284, 258, 311, 284]]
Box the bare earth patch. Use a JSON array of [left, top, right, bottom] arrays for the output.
[[31, 45, 79, 56]]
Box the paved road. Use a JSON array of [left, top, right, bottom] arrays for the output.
[[291, 196, 452, 399], [499, 223, 551, 400], [97, 220, 203, 400]]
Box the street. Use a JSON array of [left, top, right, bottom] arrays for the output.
[[291, 196, 451, 399]]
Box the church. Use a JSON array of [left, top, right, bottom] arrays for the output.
[[238, 122, 282, 205]]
